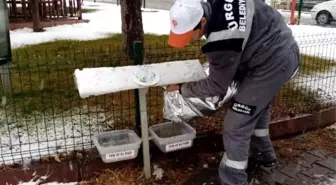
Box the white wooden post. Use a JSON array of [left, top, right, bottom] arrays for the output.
[[139, 88, 151, 178]]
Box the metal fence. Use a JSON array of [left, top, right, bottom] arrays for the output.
[[0, 31, 335, 166], [7, 0, 82, 22]]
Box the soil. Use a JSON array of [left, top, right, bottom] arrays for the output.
[[98, 135, 130, 147], [273, 125, 336, 162], [157, 129, 183, 138], [155, 122, 185, 138]]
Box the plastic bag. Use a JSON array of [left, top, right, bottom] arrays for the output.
[[163, 62, 238, 123]]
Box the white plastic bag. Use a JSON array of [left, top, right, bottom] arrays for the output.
[[163, 62, 238, 123]]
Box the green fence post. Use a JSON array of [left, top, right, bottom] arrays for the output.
[[0, 0, 12, 96], [297, 0, 303, 24], [133, 41, 144, 135]]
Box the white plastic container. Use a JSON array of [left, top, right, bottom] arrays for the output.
[[149, 122, 196, 153], [92, 129, 142, 163]]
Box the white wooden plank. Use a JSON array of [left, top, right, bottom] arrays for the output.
[[74, 59, 207, 98]]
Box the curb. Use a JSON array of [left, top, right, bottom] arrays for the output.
[[269, 107, 336, 139]]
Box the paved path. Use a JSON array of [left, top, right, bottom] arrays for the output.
[[183, 149, 336, 185], [253, 149, 336, 185]]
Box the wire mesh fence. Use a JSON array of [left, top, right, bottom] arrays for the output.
[[0, 31, 335, 165], [7, 0, 82, 22]]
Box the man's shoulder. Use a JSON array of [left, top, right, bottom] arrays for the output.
[[208, 0, 253, 33], [204, 0, 255, 53]]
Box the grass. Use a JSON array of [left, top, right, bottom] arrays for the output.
[[299, 54, 336, 74], [2, 34, 334, 130], [81, 8, 99, 13], [271, 82, 322, 119], [12, 34, 335, 73], [3, 34, 204, 130]]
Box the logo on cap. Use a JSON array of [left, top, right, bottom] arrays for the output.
[[172, 19, 178, 28]]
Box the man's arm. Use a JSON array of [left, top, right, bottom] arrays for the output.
[[180, 50, 241, 98]]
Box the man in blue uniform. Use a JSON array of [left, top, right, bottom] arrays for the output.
[[166, 0, 300, 184]]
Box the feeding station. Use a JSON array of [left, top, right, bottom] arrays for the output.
[[74, 59, 207, 178], [0, 0, 12, 95]]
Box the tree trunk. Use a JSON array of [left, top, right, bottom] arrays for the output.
[[120, 0, 144, 57], [31, 0, 43, 32]]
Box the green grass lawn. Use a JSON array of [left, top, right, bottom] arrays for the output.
[[299, 55, 336, 74], [12, 34, 335, 72], [81, 8, 100, 13], [3, 34, 335, 126]]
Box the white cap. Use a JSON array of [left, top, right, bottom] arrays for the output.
[[168, 0, 204, 48]]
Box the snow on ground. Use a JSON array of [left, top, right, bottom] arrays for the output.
[[41, 183, 77, 185], [327, 123, 336, 130], [10, 2, 170, 48], [0, 104, 112, 165], [9, 2, 336, 60], [12, 169, 78, 184], [317, 177, 336, 185], [293, 68, 336, 104], [289, 25, 336, 104], [277, 9, 312, 20], [291, 25, 336, 61], [18, 182, 77, 185], [4, 2, 336, 167]]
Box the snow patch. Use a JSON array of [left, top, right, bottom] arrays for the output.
[[316, 177, 336, 185], [293, 68, 336, 104], [291, 25, 336, 60], [0, 105, 113, 165], [277, 9, 312, 20], [18, 182, 77, 185], [152, 164, 164, 180], [10, 2, 336, 61], [327, 123, 336, 130], [10, 2, 170, 48], [41, 183, 77, 185]]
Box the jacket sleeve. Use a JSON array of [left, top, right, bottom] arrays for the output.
[[180, 50, 241, 98], [179, 0, 255, 98]]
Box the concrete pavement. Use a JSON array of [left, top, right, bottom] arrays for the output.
[[183, 149, 336, 185]]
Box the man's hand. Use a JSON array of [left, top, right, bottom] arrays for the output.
[[166, 84, 180, 92]]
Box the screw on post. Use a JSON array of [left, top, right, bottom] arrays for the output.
[[0, 0, 12, 96], [133, 41, 144, 136]]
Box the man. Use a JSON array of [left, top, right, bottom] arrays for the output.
[[165, 0, 300, 184]]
